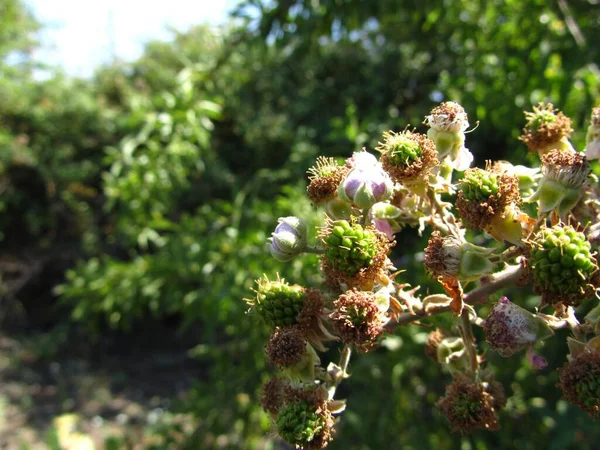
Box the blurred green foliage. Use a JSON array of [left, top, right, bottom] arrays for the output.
[[1, 0, 600, 448]]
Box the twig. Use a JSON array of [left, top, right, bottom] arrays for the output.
[[384, 264, 526, 332], [463, 264, 525, 304], [557, 0, 585, 48]]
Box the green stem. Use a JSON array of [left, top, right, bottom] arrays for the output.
[[338, 344, 352, 378], [460, 309, 479, 375], [426, 188, 459, 235], [305, 245, 325, 254], [361, 208, 371, 226], [328, 344, 352, 397]]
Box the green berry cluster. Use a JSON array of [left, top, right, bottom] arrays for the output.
[[276, 400, 325, 447], [460, 168, 499, 202], [256, 281, 306, 327], [531, 225, 597, 300], [323, 220, 378, 276], [387, 136, 423, 166]]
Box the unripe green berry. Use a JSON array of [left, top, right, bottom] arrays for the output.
[[460, 168, 499, 202], [386, 135, 423, 166], [276, 400, 326, 447], [530, 225, 598, 305], [323, 220, 378, 276], [529, 109, 557, 130], [254, 278, 306, 327]]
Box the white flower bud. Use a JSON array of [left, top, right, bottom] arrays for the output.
[[268, 216, 308, 261]]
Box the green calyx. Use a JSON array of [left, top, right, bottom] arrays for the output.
[[387, 136, 423, 166], [528, 179, 581, 218], [427, 128, 463, 159], [255, 279, 306, 327], [460, 169, 499, 202], [277, 400, 325, 446], [531, 225, 598, 301], [458, 242, 496, 280], [436, 337, 469, 374], [323, 220, 378, 276]]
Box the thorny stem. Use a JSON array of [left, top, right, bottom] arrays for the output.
[[463, 264, 525, 304], [425, 188, 457, 234], [384, 308, 446, 331], [384, 264, 526, 333]]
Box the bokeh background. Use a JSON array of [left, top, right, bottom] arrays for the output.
[[1, 0, 600, 448]]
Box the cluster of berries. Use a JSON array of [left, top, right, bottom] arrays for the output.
[[246, 101, 600, 447]]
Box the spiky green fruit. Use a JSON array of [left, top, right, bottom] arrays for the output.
[[520, 103, 574, 154], [323, 220, 378, 276], [530, 225, 598, 304], [276, 400, 325, 447], [384, 133, 423, 166], [255, 278, 306, 327], [460, 168, 499, 202]]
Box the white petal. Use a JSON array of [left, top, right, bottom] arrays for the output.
[[585, 139, 600, 160], [450, 146, 473, 171]]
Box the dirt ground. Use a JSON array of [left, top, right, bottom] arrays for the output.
[[0, 324, 204, 449]]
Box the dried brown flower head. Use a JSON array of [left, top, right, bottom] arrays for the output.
[[541, 148, 590, 189], [519, 103, 573, 153], [424, 102, 469, 133], [558, 349, 600, 417], [424, 231, 461, 279], [437, 374, 504, 433], [330, 289, 387, 352], [425, 328, 447, 362], [307, 157, 349, 205], [260, 376, 287, 416], [265, 327, 307, 368], [456, 166, 520, 230], [377, 130, 438, 185]]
